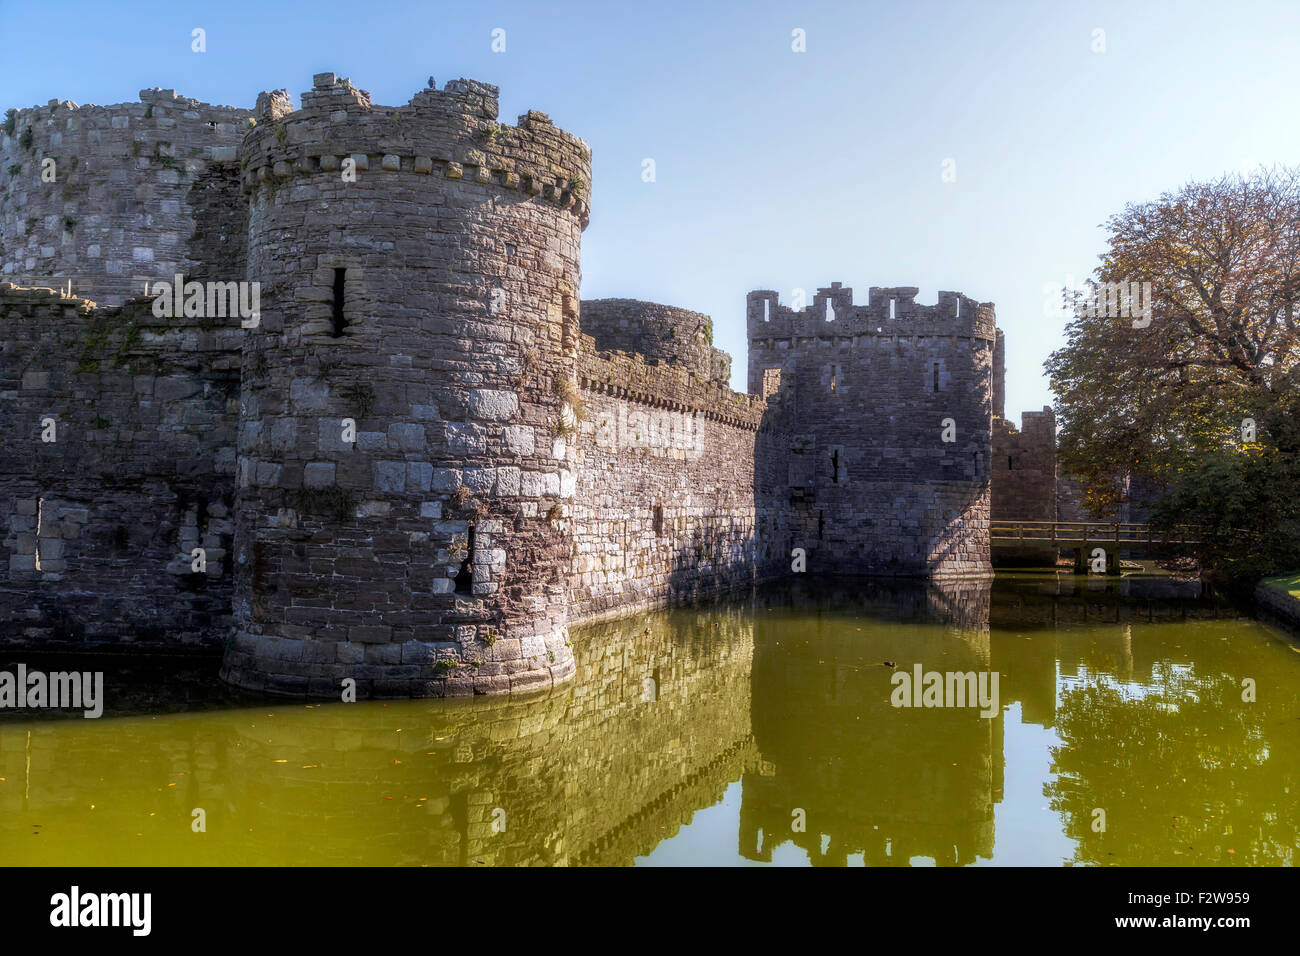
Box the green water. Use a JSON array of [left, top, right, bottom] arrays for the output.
[[1, 573, 1297, 866]]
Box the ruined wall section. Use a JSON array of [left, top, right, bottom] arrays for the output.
[[991, 407, 1057, 565], [0, 284, 240, 647], [569, 330, 773, 621], [0, 91, 253, 305], [223, 74, 591, 698], [747, 283, 995, 577]]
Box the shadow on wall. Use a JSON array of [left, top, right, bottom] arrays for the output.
[[753, 391, 993, 580]]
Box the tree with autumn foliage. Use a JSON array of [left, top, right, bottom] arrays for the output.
[[1046, 167, 1300, 582]]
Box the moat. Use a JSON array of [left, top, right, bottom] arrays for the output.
[[1, 573, 1296, 867]]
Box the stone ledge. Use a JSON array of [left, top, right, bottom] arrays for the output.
[[221, 627, 576, 699], [239, 150, 589, 221], [1256, 579, 1300, 629]]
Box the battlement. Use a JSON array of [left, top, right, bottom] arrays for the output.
[[578, 332, 764, 431], [238, 74, 591, 226], [746, 283, 996, 342]]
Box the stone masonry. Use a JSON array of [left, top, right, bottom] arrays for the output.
[[1, 73, 1035, 697], [990, 406, 1057, 565], [748, 283, 997, 577]]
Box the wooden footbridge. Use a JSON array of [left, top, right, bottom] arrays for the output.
[[990, 521, 1200, 549], [990, 521, 1201, 573]]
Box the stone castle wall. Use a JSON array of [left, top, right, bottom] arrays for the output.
[[0, 284, 240, 647], [568, 330, 775, 622], [0, 90, 253, 305], [1, 74, 1016, 697], [747, 283, 996, 577], [991, 407, 1057, 565]]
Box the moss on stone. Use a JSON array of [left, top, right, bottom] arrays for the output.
[[287, 485, 355, 522], [340, 381, 375, 420]]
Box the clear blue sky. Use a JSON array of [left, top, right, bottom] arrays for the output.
[[4, 0, 1298, 422]]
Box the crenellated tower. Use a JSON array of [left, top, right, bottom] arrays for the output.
[[221, 74, 591, 696], [748, 282, 996, 578]]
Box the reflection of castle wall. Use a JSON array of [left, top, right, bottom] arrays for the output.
[[561, 604, 756, 863], [0, 601, 755, 866], [742, 579, 996, 866]]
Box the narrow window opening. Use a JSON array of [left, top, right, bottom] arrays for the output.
[[825, 298, 835, 322], [454, 524, 476, 594], [829, 365, 838, 393], [830, 448, 840, 483], [330, 268, 347, 338], [817, 510, 824, 539], [889, 298, 897, 320], [955, 297, 961, 317], [933, 362, 941, 392], [34, 497, 44, 571], [763, 299, 770, 322], [1008, 455, 1014, 470], [653, 504, 664, 536]]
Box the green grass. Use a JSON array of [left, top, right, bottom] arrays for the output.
[[1260, 572, 1300, 599]]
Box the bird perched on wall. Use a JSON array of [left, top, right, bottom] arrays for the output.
[[882, 660, 896, 669]]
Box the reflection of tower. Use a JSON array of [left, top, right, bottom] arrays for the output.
[[740, 580, 997, 866], [221, 74, 591, 696]]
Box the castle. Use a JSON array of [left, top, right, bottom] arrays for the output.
[[0, 75, 1048, 698]]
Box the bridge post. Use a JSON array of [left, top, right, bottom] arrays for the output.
[[1073, 547, 1087, 573], [1105, 548, 1121, 576]]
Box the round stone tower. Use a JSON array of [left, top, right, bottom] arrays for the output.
[[220, 73, 591, 697]]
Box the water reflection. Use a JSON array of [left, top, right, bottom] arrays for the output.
[[0, 573, 1296, 866], [743, 579, 996, 866]]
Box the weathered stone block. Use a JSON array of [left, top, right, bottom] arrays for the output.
[[373, 461, 406, 493], [303, 462, 336, 488], [503, 425, 534, 455], [468, 388, 518, 421], [348, 625, 393, 644]]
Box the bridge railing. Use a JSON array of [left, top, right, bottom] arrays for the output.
[[988, 521, 1201, 547]]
